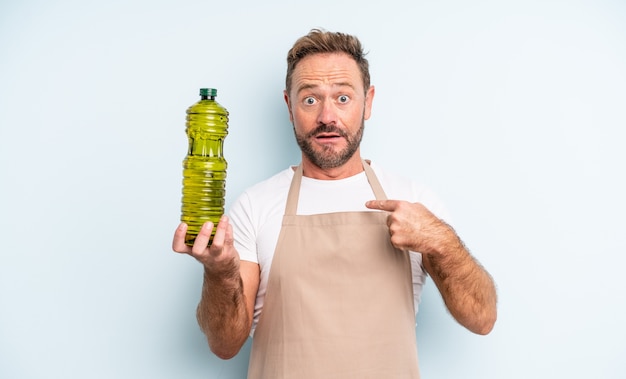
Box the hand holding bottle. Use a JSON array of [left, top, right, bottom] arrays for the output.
[[172, 215, 240, 273]]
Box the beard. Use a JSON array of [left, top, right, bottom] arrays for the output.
[[294, 121, 365, 170]]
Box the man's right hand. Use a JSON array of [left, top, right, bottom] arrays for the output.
[[172, 216, 259, 359], [172, 216, 240, 276]]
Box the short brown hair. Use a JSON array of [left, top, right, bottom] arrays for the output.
[[285, 28, 370, 94]]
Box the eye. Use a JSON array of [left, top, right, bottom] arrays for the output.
[[338, 95, 350, 103], [304, 97, 317, 105]]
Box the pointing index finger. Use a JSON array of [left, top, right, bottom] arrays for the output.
[[365, 199, 397, 211]]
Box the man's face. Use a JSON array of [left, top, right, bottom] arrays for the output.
[[284, 53, 375, 170]]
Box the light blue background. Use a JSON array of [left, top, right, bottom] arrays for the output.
[[1, 0, 625, 378]]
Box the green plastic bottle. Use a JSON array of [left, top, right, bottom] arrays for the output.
[[181, 88, 229, 245]]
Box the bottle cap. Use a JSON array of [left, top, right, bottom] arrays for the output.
[[199, 88, 217, 97]]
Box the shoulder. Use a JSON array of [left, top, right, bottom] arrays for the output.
[[228, 166, 295, 263], [228, 166, 294, 225], [369, 162, 415, 191], [369, 161, 451, 221], [239, 166, 294, 201]]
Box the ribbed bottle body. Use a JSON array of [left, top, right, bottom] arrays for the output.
[[181, 88, 229, 245]]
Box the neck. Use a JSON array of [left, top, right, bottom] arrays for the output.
[[301, 153, 364, 180]]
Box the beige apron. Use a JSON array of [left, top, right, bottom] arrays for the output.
[[248, 161, 420, 379]]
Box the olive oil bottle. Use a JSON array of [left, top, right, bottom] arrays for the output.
[[181, 88, 229, 245]]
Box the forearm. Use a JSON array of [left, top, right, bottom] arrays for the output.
[[196, 263, 251, 359], [423, 226, 497, 335], [363, 200, 497, 333]]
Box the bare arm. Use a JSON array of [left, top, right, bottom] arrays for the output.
[[420, 225, 497, 335], [172, 217, 260, 359], [366, 200, 497, 335]]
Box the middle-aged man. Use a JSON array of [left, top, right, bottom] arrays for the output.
[[173, 28, 498, 379]]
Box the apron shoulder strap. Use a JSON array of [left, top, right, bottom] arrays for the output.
[[284, 165, 303, 216], [284, 160, 388, 216], [362, 159, 388, 201]]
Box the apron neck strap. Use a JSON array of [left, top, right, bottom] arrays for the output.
[[284, 160, 388, 216]]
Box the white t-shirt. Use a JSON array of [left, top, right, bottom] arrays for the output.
[[227, 162, 450, 336]]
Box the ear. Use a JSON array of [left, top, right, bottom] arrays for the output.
[[284, 90, 294, 123], [363, 85, 375, 120]]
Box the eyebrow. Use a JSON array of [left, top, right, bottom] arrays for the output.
[[296, 81, 356, 94]]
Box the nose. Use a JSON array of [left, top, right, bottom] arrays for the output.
[[316, 99, 338, 126]]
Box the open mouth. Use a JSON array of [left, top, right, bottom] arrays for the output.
[[315, 132, 342, 140]]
